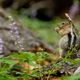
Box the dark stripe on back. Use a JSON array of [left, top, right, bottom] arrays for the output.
[[73, 32, 76, 48], [68, 33, 71, 48]]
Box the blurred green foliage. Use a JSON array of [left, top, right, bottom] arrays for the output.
[[0, 51, 80, 80], [0, 52, 53, 80]]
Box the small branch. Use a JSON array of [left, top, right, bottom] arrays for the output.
[[65, 13, 75, 27], [65, 13, 72, 22]]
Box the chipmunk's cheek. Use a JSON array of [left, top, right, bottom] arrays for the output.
[[59, 30, 64, 36]]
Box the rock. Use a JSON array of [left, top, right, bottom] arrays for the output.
[[0, 8, 54, 57]]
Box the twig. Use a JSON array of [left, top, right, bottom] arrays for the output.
[[65, 13, 72, 22], [65, 13, 75, 27]]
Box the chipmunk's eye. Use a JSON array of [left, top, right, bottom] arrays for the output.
[[62, 22, 65, 25]]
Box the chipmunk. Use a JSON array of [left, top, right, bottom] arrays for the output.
[[55, 14, 80, 58]]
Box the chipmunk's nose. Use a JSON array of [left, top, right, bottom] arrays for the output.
[[55, 27, 59, 33]]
